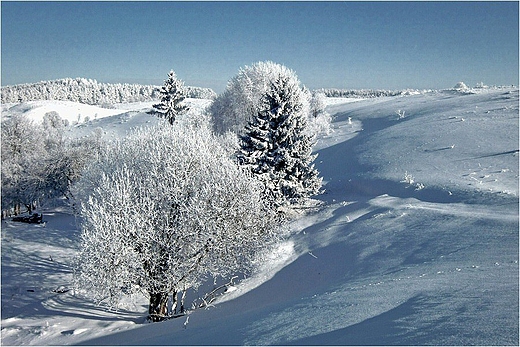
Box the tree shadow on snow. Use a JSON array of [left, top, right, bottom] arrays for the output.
[[1, 213, 145, 324]]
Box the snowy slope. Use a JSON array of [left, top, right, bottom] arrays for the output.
[[1, 88, 518, 345], [1, 100, 128, 125], [1, 98, 212, 139]]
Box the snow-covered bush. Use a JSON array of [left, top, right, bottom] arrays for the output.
[[306, 112, 333, 137], [401, 171, 425, 191], [238, 72, 322, 207], [402, 171, 415, 185], [210, 61, 310, 135], [307, 91, 333, 136], [149, 70, 189, 125], [73, 122, 279, 321], [453, 81, 469, 91], [395, 109, 406, 120]]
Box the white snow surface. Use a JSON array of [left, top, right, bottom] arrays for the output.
[[1, 88, 518, 345]]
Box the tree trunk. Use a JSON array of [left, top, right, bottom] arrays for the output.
[[25, 203, 33, 215], [179, 289, 187, 314], [148, 292, 169, 322], [171, 291, 178, 315]]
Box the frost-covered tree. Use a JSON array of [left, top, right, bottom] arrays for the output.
[[454, 81, 469, 91], [49, 128, 105, 202], [42, 111, 67, 152], [1, 114, 47, 213], [210, 61, 310, 135], [73, 122, 278, 321], [309, 91, 327, 119], [307, 90, 333, 136], [150, 70, 189, 125], [238, 72, 322, 207], [1, 114, 104, 215]]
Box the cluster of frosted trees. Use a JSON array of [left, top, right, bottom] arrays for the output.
[[0, 77, 216, 105], [4, 62, 326, 321], [317, 88, 406, 98], [210, 61, 327, 206], [1, 112, 103, 217]]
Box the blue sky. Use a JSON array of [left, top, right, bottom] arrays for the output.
[[2, 1, 518, 92]]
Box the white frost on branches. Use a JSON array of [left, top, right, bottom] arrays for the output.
[[73, 121, 279, 316], [1, 113, 104, 214], [210, 61, 311, 135], [1, 77, 216, 105]]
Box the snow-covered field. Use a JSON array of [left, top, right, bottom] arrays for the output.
[[1, 87, 518, 345]]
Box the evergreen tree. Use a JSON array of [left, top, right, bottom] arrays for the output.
[[239, 74, 322, 206], [210, 61, 309, 136], [150, 70, 189, 125]]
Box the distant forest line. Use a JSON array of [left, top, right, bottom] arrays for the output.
[[1, 77, 429, 106], [1, 78, 217, 105]]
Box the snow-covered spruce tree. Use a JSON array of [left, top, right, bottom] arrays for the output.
[[73, 122, 278, 322], [210, 61, 310, 135], [150, 70, 189, 125], [238, 73, 322, 207]]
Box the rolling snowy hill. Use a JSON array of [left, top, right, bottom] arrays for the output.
[[1, 87, 518, 345]]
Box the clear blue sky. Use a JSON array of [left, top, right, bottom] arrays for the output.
[[2, 1, 518, 92]]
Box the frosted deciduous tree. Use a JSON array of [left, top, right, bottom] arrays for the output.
[[309, 91, 327, 119], [454, 81, 469, 91], [210, 61, 310, 135], [42, 111, 68, 151], [307, 90, 332, 136], [238, 72, 322, 207], [1, 113, 105, 215], [1, 114, 46, 213], [150, 70, 189, 125], [48, 128, 105, 202], [73, 122, 278, 322]]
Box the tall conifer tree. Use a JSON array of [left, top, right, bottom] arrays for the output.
[[239, 73, 322, 206], [151, 70, 189, 125]]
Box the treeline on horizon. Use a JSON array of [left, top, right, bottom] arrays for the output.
[[1, 77, 432, 106], [316, 88, 423, 98], [0, 77, 217, 105]]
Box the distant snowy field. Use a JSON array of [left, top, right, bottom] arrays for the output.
[[1, 98, 212, 139], [1, 87, 518, 345]]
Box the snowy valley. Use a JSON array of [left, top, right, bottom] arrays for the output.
[[1, 87, 518, 345]]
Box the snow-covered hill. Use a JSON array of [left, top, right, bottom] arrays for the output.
[[1, 88, 518, 345], [1, 98, 212, 139]]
